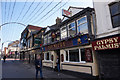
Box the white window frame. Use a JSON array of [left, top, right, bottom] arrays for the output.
[[60, 26, 67, 39], [44, 52, 52, 61], [64, 48, 86, 63], [68, 21, 76, 37], [44, 35, 47, 44], [77, 16, 88, 34], [48, 33, 51, 43]]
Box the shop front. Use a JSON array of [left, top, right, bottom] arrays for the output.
[[92, 35, 120, 79], [43, 34, 98, 76]]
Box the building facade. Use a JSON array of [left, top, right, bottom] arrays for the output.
[[42, 7, 99, 77], [20, 25, 45, 63], [92, 0, 120, 79], [8, 40, 20, 58]]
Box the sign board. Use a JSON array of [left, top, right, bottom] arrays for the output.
[[92, 36, 120, 51], [44, 34, 89, 51], [62, 9, 72, 17]]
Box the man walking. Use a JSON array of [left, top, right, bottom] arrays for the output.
[[35, 54, 43, 79]]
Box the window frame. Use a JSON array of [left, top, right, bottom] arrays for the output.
[[60, 26, 67, 39], [44, 35, 48, 44], [77, 16, 88, 34], [44, 52, 52, 61], [68, 21, 76, 37], [109, 2, 120, 28], [64, 48, 86, 63]]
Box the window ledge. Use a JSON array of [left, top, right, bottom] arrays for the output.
[[62, 61, 86, 64]]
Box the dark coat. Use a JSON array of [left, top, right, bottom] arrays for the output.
[[35, 59, 42, 69], [3, 56, 6, 59], [56, 58, 60, 64]]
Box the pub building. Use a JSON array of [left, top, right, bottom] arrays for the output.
[[42, 7, 99, 77], [20, 25, 46, 64], [92, 1, 120, 79]]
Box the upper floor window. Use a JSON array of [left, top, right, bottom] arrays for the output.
[[48, 33, 51, 43], [56, 30, 60, 41], [44, 35, 47, 44], [61, 26, 67, 39], [68, 22, 76, 37], [109, 2, 120, 28], [77, 16, 88, 34]]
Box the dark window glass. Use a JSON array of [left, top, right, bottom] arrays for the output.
[[46, 53, 49, 60], [110, 2, 120, 16], [112, 14, 120, 27], [69, 49, 79, 62], [109, 2, 120, 28], [80, 49, 86, 61], [66, 51, 68, 61]]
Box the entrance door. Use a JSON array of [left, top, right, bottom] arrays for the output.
[[56, 49, 60, 69]]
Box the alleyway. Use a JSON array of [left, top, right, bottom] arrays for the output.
[[2, 59, 83, 80]]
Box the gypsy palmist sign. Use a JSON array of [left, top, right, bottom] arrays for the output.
[[92, 36, 120, 50]]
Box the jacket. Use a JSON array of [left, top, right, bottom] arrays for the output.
[[35, 59, 42, 69]]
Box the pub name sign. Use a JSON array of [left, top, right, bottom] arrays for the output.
[[92, 36, 120, 50]]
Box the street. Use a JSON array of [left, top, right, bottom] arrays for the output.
[[2, 59, 82, 80]]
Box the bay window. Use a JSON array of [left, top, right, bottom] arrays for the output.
[[77, 16, 88, 34], [68, 22, 76, 37], [61, 26, 67, 39]]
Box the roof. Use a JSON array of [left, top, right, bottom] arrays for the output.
[[27, 25, 42, 31], [21, 25, 44, 38]]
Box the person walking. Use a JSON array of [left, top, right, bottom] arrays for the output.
[[3, 55, 6, 62], [35, 54, 43, 79], [56, 56, 60, 72]]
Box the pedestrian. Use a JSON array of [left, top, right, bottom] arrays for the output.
[[3, 55, 6, 62], [56, 56, 60, 72], [35, 54, 43, 79]]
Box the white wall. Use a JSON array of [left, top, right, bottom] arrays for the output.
[[93, 0, 120, 38]]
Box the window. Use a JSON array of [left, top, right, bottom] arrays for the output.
[[68, 22, 76, 37], [66, 51, 68, 61], [61, 26, 67, 39], [44, 35, 47, 44], [44, 52, 50, 60], [69, 49, 79, 62], [56, 30, 60, 41], [80, 49, 86, 61], [48, 33, 51, 43], [77, 16, 88, 34], [65, 48, 87, 62], [109, 2, 120, 28]]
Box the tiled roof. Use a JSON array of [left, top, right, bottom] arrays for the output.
[[27, 25, 42, 31]]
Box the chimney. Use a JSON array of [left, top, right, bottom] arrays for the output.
[[56, 17, 61, 25]]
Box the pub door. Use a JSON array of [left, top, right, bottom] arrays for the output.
[[55, 49, 60, 70]]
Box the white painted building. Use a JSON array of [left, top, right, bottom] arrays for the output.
[[92, 0, 120, 79]]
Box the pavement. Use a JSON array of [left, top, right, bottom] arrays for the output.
[[1, 59, 83, 80]]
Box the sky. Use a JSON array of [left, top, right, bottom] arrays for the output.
[[0, 0, 93, 50]]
